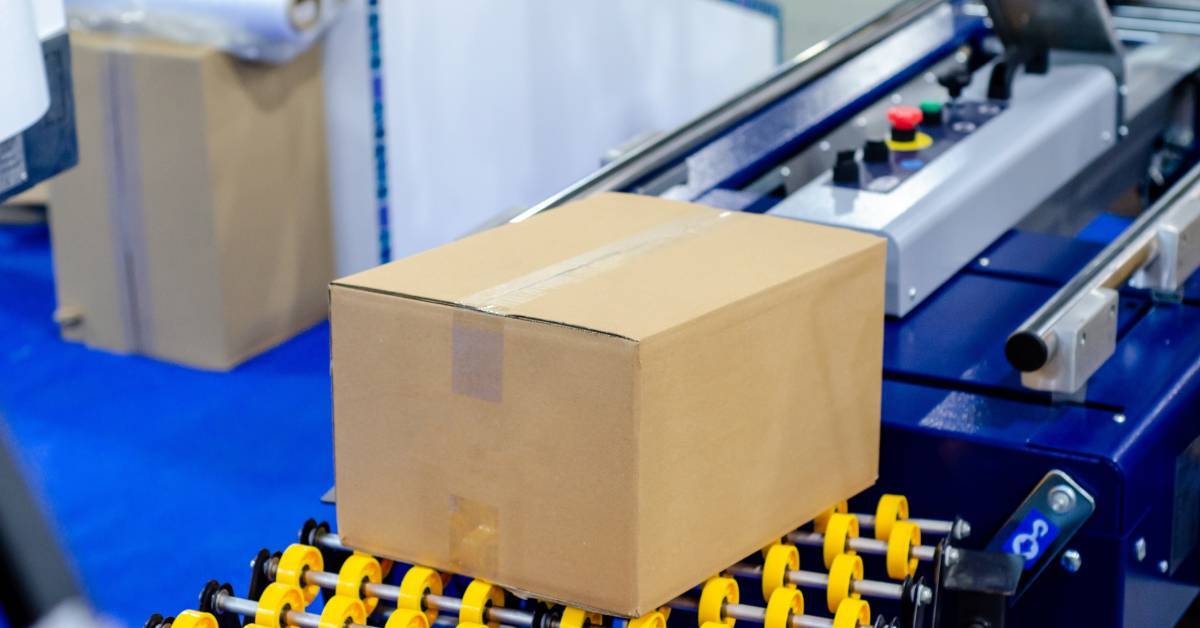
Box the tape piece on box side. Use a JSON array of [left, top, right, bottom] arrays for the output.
[[102, 47, 154, 352], [461, 210, 733, 314], [452, 311, 503, 402], [448, 494, 500, 579]]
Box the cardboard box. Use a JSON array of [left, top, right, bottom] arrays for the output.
[[48, 32, 332, 370], [331, 193, 885, 615]]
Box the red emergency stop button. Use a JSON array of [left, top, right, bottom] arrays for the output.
[[887, 105, 923, 142]]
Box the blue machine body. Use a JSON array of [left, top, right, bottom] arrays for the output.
[[606, 2, 1200, 625]]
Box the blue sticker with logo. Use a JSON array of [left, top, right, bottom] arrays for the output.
[[1005, 508, 1061, 568]]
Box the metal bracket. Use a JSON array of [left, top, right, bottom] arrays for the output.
[[985, 470, 1096, 598], [1019, 287, 1118, 395], [1130, 195, 1200, 294]]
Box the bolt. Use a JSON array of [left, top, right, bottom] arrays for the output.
[[1159, 560, 1169, 574], [1114, 413, 1127, 424], [1060, 549, 1082, 573], [919, 586, 933, 605], [978, 257, 991, 267], [954, 519, 973, 540], [1048, 484, 1078, 514], [908, 287, 918, 300], [1135, 538, 1147, 562], [945, 547, 962, 567]]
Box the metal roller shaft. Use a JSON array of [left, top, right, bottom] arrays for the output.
[[300, 568, 537, 627], [666, 597, 845, 628], [786, 532, 937, 562], [724, 564, 905, 600], [852, 513, 957, 536]]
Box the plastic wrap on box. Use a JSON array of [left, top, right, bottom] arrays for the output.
[[66, 0, 342, 63]]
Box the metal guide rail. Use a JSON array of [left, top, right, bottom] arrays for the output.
[[1006, 160, 1200, 394], [145, 495, 992, 628]]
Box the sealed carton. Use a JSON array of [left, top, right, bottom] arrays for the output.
[[331, 193, 885, 615], [48, 32, 332, 370]]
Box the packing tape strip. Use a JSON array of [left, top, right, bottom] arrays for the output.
[[448, 494, 500, 578], [461, 210, 734, 314], [452, 312, 504, 402]]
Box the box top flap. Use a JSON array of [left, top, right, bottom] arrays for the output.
[[333, 193, 883, 340]]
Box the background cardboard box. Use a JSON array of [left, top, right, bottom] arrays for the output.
[[331, 193, 886, 615], [48, 32, 332, 370]]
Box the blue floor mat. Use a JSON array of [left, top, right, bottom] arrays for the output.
[[0, 223, 336, 625]]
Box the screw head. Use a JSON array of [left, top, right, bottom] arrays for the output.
[[1158, 560, 1169, 574], [1048, 485, 1078, 514], [978, 257, 991, 267], [1060, 549, 1082, 573], [1134, 537, 1147, 562], [945, 547, 962, 566], [953, 519, 973, 540], [1113, 413, 1127, 424]]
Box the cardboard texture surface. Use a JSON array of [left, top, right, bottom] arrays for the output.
[[332, 193, 886, 615], [48, 32, 332, 370]]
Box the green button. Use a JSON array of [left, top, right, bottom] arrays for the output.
[[919, 100, 943, 115]]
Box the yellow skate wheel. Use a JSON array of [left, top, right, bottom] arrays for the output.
[[559, 607, 591, 628], [387, 609, 432, 628], [823, 513, 859, 569], [874, 495, 909, 541], [398, 566, 444, 622], [832, 598, 870, 628], [172, 610, 217, 628], [337, 553, 383, 613], [762, 543, 800, 600], [276, 544, 324, 605], [460, 580, 505, 628], [255, 583, 304, 628], [628, 611, 666, 628], [887, 521, 922, 580], [812, 501, 848, 534], [319, 595, 366, 628], [698, 576, 739, 626], [764, 588, 804, 628], [826, 553, 863, 613]]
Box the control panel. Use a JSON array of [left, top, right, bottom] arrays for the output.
[[831, 100, 1007, 194]]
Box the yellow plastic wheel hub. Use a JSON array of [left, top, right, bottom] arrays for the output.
[[387, 608, 432, 628], [823, 513, 859, 569], [276, 544, 324, 605], [398, 565, 444, 622], [460, 580, 505, 628], [764, 587, 804, 628], [337, 553, 383, 613], [698, 576, 739, 626], [627, 611, 666, 628], [812, 501, 848, 534], [172, 610, 217, 628], [832, 598, 870, 628], [873, 495, 909, 541], [319, 595, 366, 628], [762, 543, 799, 600], [826, 553, 863, 613], [255, 583, 304, 628], [887, 521, 922, 580]]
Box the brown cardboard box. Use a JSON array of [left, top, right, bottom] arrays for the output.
[[331, 193, 885, 615], [48, 32, 332, 370]]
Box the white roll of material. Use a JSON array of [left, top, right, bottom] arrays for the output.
[[0, 0, 51, 140], [66, 0, 341, 63]]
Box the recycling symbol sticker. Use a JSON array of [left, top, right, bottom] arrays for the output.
[[1005, 508, 1062, 568]]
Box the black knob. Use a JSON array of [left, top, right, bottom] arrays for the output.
[[937, 68, 972, 100], [863, 139, 889, 163], [832, 150, 860, 185]]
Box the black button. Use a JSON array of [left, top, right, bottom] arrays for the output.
[[832, 150, 860, 185], [863, 139, 889, 163]]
